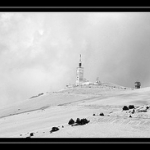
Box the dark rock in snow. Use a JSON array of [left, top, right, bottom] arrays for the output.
[[132, 109, 135, 114], [30, 133, 34, 136], [38, 93, 43, 96]]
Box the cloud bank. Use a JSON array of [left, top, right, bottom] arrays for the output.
[[0, 12, 150, 107]]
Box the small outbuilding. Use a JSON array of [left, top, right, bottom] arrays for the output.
[[135, 81, 141, 89]]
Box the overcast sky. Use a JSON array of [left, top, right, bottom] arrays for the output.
[[0, 12, 150, 107]]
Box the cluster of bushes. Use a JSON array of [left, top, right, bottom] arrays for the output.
[[123, 105, 150, 113], [26, 117, 90, 137], [50, 117, 90, 133], [68, 118, 90, 126], [122, 105, 135, 111]]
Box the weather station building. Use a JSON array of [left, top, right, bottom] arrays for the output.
[[75, 54, 100, 87], [66, 54, 100, 88]]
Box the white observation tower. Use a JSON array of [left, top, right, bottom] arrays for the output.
[[76, 54, 84, 86]]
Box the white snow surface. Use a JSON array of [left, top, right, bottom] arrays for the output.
[[1, 83, 150, 138]]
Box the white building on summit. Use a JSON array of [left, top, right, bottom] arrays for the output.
[[76, 54, 84, 86]]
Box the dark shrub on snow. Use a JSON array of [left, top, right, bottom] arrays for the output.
[[30, 133, 34, 136], [80, 118, 90, 125], [76, 118, 81, 124], [68, 118, 75, 125], [50, 127, 59, 133], [75, 118, 90, 125], [100, 113, 104, 116], [122, 106, 129, 111], [129, 105, 135, 109]]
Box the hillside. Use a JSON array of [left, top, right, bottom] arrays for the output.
[[0, 82, 150, 138]]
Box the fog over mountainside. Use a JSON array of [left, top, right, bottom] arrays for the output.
[[0, 12, 150, 108]]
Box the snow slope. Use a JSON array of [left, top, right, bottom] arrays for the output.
[[1, 83, 150, 138]]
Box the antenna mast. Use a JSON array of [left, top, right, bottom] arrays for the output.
[[79, 54, 82, 67]]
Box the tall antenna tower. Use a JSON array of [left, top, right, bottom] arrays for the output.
[[76, 54, 84, 86]]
